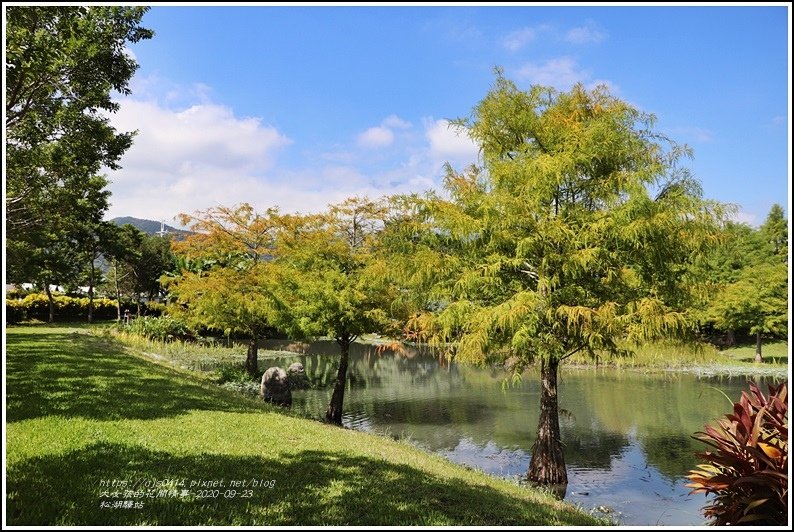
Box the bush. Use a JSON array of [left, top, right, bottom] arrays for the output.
[[5, 293, 119, 322], [213, 363, 256, 385], [125, 315, 193, 342], [145, 301, 166, 316], [687, 381, 788, 525], [5, 299, 27, 324]]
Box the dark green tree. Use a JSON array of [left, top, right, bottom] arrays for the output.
[[74, 220, 120, 323], [703, 205, 788, 360], [760, 203, 787, 257], [103, 224, 145, 321], [6, 6, 153, 289]]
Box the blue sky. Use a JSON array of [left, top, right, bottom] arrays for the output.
[[104, 4, 790, 227]]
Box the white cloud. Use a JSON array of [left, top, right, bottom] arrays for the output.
[[728, 210, 757, 226], [565, 21, 607, 44], [502, 27, 540, 51], [425, 119, 479, 164], [357, 115, 412, 148], [515, 57, 591, 89], [105, 77, 474, 222], [383, 114, 412, 129], [104, 97, 292, 221], [358, 126, 395, 148]]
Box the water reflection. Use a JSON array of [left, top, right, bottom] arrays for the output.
[[258, 339, 778, 526]]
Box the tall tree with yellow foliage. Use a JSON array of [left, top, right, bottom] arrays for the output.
[[391, 73, 723, 486]]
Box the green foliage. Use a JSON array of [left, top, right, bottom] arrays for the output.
[[5, 293, 117, 323], [146, 301, 167, 315], [102, 227, 175, 318], [392, 75, 723, 371], [387, 74, 724, 485], [706, 261, 788, 338], [687, 382, 788, 525], [213, 363, 256, 385], [6, 6, 153, 291], [695, 205, 788, 344], [273, 198, 401, 343], [166, 204, 281, 339], [125, 316, 193, 342], [760, 204, 787, 256]]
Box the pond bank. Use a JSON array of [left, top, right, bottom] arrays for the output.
[[5, 325, 606, 526]]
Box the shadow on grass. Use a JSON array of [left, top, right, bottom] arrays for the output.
[[732, 355, 788, 365], [6, 331, 261, 422], [6, 442, 594, 526]]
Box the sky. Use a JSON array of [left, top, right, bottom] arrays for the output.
[[101, 3, 790, 227]]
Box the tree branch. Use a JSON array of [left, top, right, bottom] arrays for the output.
[[559, 344, 587, 361]]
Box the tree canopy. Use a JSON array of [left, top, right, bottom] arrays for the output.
[[699, 204, 788, 358]]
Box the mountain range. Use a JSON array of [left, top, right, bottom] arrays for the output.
[[110, 216, 193, 239]]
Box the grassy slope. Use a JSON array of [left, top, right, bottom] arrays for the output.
[[5, 325, 603, 526]]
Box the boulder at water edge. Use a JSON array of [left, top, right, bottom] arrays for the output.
[[287, 362, 311, 390], [261, 366, 292, 407]]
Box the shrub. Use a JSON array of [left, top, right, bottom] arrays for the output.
[[219, 381, 260, 396], [213, 363, 256, 385], [5, 299, 27, 324], [686, 381, 788, 525], [125, 315, 193, 342], [5, 293, 119, 322], [145, 301, 166, 316]]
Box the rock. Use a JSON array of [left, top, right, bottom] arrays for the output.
[[287, 362, 311, 390], [260, 367, 291, 407]]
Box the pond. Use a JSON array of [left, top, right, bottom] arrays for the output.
[[258, 339, 779, 526]]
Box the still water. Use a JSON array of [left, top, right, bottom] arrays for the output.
[[259, 339, 777, 526]]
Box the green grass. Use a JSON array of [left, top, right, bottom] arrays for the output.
[[108, 327, 311, 374], [5, 324, 605, 526], [565, 339, 788, 375], [719, 340, 789, 365]]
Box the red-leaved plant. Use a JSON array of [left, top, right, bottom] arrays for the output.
[[686, 381, 788, 525]]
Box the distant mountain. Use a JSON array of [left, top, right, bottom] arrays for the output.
[[110, 216, 193, 239]]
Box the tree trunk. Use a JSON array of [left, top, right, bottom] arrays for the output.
[[45, 283, 55, 323], [245, 334, 259, 377], [87, 261, 95, 323], [114, 265, 122, 322], [326, 335, 351, 425], [528, 356, 567, 488], [755, 331, 763, 363]]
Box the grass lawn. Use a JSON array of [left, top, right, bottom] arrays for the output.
[[5, 325, 605, 526], [565, 338, 788, 375], [719, 340, 789, 365]]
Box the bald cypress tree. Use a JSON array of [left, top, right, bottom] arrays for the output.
[[392, 74, 722, 487]]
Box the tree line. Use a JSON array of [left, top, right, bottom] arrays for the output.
[[5, 6, 788, 489]]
